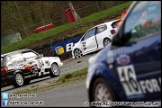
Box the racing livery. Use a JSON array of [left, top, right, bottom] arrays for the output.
[[72, 19, 121, 59], [1, 49, 63, 87], [86, 1, 161, 105]]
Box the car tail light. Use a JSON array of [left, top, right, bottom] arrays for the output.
[[110, 29, 116, 35], [1, 67, 8, 73], [24, 65, 33, 71]]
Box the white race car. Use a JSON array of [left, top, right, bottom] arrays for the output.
[[72, 19, 121, 59], [1, 49, 63, 87]]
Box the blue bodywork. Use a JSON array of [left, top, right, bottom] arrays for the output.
[[86, 1, 161, 102], [87, 32, 161, 101]]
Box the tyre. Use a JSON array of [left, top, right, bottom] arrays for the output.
[[13, 73, 25, 87], [74, 49, 82, 59], [50, 63, 60, 77], [92, 78, 118, 107], [103, 38, 111, 47]]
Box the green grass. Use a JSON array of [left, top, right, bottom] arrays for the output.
[[13, 68, 88, 94], [2, 1, 133, 54], [58, 68, 88, 82]]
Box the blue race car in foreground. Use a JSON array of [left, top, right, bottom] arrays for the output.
[[86, 1, 161, 107]]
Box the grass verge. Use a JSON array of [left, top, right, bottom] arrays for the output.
[[14, 68, 88, 94], [2, 1, 133, 54]]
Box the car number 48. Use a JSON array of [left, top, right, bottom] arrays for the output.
[[117, 65, 143, 97]]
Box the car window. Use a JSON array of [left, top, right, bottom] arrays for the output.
[[10, 53, 24, 64], [1, 57, 3, 63], [1, 56, 7, 67], [124, 1, 161, 43], [21, 51, 38, 60], [4, 56, 11, 66], [96, 24, 107, 34], [82, 28, 96, 41]]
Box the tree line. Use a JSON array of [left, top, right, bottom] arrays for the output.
[[1, 1, 127, 38]]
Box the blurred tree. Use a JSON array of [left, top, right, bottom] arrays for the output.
[[1, 1, 127, 38]]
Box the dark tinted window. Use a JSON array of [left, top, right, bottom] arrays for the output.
[[82, 28, 96, 41], [96, 24, 107, 34]]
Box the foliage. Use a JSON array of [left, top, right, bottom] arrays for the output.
[[1, 1, 133, 54]]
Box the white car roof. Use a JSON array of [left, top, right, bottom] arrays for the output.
[[1, 49, 34, 57], [93, 19, 121, 28]]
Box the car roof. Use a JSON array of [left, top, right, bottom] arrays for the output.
[[1, 49, 33, 57], [93, 19, 121, 28]]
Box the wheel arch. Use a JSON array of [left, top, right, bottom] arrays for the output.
[[13, 70, 24, 76], [51, 62, 58, 66], [103, 37, 111, 47], [49, 62, 60, 77], [73, 48, 82, 53], [88, 63, 122, 102], [73, 48, 83, 58]]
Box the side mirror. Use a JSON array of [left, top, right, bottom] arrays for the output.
[[112, 22, 125, 47], [112, 31, 131, 47], [112, 33, 123, 46], [112, 21, 131, 47]]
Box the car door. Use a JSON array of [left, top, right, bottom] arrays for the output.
[[81, 27, 97, 54], [95, 24, 108, 48], [7, 53, 30, 78], [113, 1, 161, 101], [21, 51, 46, 76]]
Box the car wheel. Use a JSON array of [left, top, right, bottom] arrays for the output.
[[92, 78, 118, 107], [13, 73, 25, 87], [50, 63, 60, 77], [74, 49, 82, 59], [103, 38, 111, 47]]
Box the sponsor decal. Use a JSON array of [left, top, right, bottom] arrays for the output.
[[51, 35, 82, 56], [82, 42, 86, 50], [55, 46, 65, 55], [45, 60, 50, 66], [66, 42, 74, 52], [117, 54, 130, 65], [117, 65, 161, 99], [107, 51, 114, 64], [107, 58, 114, 64]]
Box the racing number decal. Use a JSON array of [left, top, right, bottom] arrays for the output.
[[82, 42, 86, 50], [37, 60, 45, 76], [117, 65, 143, 96], [37, 60, 44, 68]]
